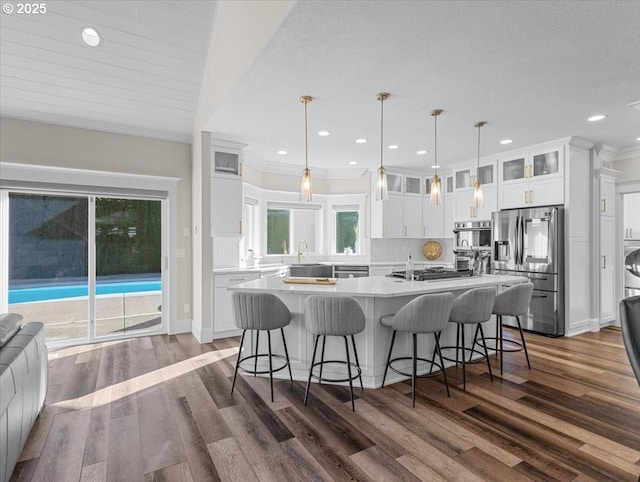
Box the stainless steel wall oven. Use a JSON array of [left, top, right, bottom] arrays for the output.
[[453, 220, 492, 272]]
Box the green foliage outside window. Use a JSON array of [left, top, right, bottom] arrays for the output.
[[336, 211, 359, 254], [267, 209, 290, 254]]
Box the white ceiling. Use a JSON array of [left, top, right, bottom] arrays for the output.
[[1, 1, 639, 174], [0, 0, 216, 142], [209, 0, 640, 173]]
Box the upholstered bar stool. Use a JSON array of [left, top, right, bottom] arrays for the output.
[[475, 282, 534, 374], [303, 296, 365, 411], [231, 292, 293, 402], [447, 286, 496, 389], [380, 292, 454, 407]]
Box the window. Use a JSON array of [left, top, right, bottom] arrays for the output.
[[331, 201, 363, 255], [336, 211, 359, 254], [266, 202, 320, 255]]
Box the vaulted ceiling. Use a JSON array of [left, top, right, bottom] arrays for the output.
[[1, 1, 639, 174]]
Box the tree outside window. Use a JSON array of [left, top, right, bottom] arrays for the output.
[[267, 209, 290, 254], [336, 211, 359, 254]]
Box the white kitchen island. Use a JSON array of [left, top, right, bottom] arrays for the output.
[[228, 274, 524, 388]]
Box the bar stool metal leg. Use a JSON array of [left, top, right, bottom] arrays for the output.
[[267, 330, 274, 401], [281, 328, 294, 383], [344, 336, 355, 411], [515, 315, 531, 369], [477, 324, 493, 381], [305, 335, 320, 406], [412, 333, 417, 408], [461, 324, 466, 389], [435, 332, 450, 397], [382, 330, 397, 388], [231, 329, 247, 395], [318, 336, 327, 386], [254, 330, 259, 377], [351, 335, 364, 391]]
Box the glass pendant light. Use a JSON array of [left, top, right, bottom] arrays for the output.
[[299, 95, 313, 202], [375, 93, 390, 201], [430, 109, 443, 206], [472, 121, 486, 216]]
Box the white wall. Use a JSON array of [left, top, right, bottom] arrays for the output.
[[0, 117, 193, 332]]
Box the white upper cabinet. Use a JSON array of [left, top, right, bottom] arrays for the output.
[[422, 177, 445, 238], [211, 144, 243, 237], [213, 150, 241, 177], [499, 148, 564, 209]]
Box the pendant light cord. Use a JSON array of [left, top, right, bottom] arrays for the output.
[[304, 99, 309, 170], [434, 113, 438, 176], [379, 96, 384, 170]]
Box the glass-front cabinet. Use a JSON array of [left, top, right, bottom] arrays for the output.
[[498, 148, 564, 209], [455, 162, 495, 190], [500, 149, 562, 184], [386, 173, 403, 194], [404, 175, 422, 196]]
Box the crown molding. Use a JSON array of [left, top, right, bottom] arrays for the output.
[[242, 150, 368, 179]]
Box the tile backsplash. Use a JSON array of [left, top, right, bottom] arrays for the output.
[[370, 237, 454, 264]]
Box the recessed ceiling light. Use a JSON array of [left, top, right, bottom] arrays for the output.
[[277, 150, 287, 155], [348, 161, 358, 165], [588, 114, 607, 122], [355, 138, 367, 144], [431, 165, 440, 169], [318, 131, 330, 136], [637, 137, 640, 141], [81, 27, 101, 47], [417, 150, 427, 155], [388, 145, 399, 150], [500, 139, 513, 145]]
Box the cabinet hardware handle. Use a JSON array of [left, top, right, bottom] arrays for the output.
[[601, 198, 606, 213], [423, 226, 426, 237], [601, 255, 606, 269], [239, 220, 242, 235], [404, 226, 407, 237], [229, 278, 245, 282], [239, 163, 243, 177]]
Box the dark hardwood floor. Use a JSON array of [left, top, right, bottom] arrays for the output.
[[10, 327, 640, 481]]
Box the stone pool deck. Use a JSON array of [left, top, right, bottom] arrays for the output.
[[9, 293, 162, 342]]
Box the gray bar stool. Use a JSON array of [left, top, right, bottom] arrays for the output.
[[474, 282, 534, 374], [231, 292, 293, 402], [303, 296, 366, 411], [447, 286, 496, 389], [380, 293, 454, 407]]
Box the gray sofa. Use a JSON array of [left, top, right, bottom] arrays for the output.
[[0, 314, 47, 482]]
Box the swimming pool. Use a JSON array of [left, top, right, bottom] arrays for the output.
[[8, 280, 162, 304]]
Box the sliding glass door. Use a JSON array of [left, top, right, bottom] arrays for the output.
[[7, 193, 90, 343], [94, 197, 162, 337], [4, 191, 165, 346]]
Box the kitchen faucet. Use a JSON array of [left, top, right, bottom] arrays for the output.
[[296, 239, 308, 264]]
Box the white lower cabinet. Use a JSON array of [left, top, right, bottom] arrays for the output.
[[213, 272, 260, 337]]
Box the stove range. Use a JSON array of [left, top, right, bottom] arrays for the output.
[[387, 268, 473, 281]]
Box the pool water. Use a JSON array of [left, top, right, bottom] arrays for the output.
[[9, 280, 161, 304]]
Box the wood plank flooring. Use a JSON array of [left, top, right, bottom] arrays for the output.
[[10, 327, 640, 481]]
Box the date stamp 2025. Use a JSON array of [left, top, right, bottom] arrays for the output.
[[3, 3, 47, 15]]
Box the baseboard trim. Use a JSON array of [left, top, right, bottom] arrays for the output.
[[169, 318, 192, 335]]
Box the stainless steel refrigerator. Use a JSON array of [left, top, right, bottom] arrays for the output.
[[492, 205, 564, 336]]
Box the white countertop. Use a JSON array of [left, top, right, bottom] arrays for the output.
[[227, 274, 523, 298], [213, 264, 287, 275]]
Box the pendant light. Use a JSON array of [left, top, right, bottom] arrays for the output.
[[375, 92, 390, 201], [472, 121, 486, 216], [299, 95, 313, 202], [430, 109, 443, 206]]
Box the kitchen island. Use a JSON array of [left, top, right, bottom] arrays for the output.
[[228, 274, 524, 388]]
